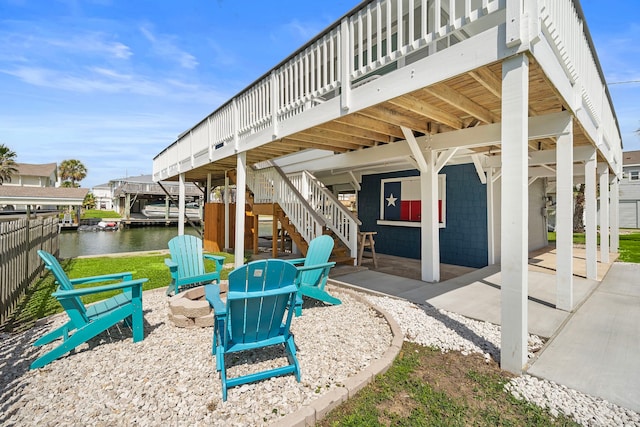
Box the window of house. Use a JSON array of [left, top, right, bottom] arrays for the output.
[[629, 170, 640, 181], [377, 175, 446, 228]]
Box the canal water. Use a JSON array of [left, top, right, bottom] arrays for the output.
[[58, 227, 200, 258], [58, 221, 274, 258]]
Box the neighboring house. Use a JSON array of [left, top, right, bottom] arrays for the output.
[[619, 150, 640, 228], [151, 0, 623, 372], [110, 174, 202, 218], [1, 162, 58, 210], [3, 163, 57, 188], [92, 182, 114, 211]]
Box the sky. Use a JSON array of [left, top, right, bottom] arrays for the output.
[[1, 0, 639, 189]]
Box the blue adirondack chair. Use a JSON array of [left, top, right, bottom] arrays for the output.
[[205, 259, 301, 401], [165, 235, 226, 295], [31, 250, 148, 370], [287, 234, 339, 316]]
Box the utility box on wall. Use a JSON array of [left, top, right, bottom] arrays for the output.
[[203, 203, 254, 253]]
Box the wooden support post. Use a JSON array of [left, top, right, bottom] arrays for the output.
[[235, 153, 247, 268], [500, 53, 529, 374], [178, 173, 186, 236], [556, 118, 573, 311], [598, 164, 610, 264], [584, 149, 597, 279]]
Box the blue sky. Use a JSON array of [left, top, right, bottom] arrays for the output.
[[1, 0, 639, 189]]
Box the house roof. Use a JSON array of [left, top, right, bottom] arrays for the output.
[[0, 186, 88, 206], [15, 162, 57, 177], [622, 151, 640, 166]]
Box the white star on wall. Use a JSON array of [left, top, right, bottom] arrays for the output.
[[386, 193, 397, 206]]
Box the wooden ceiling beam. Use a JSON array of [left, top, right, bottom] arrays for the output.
[[280, 137, 350, 153], [317, 121, 393, 143], [359, 106, 428, 133], [468, 67, 501, 99], [424, 83, 498, 124], [334, 114, 405, 139], [298, 127, 376, 146], [388, 95, 463, 130]]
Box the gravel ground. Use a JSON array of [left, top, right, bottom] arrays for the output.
[[1, 288, 391, 426], [2, 288, 639, 426], [366, 295, 640, 427]]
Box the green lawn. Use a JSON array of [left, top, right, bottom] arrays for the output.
[[548, 231, 640, 262], [1, 251, 235, 333]]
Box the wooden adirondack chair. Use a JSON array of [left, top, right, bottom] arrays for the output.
[[287, 234, 339, 316], [31, 250, 148, 370], [205, 259, 301, 401], [165, 235, 225, 295]]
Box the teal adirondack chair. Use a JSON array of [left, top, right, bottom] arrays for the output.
[[205, 259, 301, 401], [31, 250, 148, 370], [165, 235, 226, 295], [288, 234, 339, 316]]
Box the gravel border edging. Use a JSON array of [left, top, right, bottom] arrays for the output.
[[273, 286, 404, 427]]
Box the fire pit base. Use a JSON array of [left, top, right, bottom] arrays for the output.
[[168, 282, 228, 328]]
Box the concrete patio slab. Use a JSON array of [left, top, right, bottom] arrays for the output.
[[528, 262, 640, 413]]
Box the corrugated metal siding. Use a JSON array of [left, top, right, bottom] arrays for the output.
[[620, 201, 638, 229]]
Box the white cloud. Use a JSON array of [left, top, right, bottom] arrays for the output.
[[139, 24, 198, 70]]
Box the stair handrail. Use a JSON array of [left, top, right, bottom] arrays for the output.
[[248, 166, 326, 246], [293, 170, 361, 258]]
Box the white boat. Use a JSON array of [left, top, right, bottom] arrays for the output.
[[141, 203, 201, 219]]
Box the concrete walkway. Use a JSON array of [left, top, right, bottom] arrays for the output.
[[528, 262, 640, 413], [332, 265, 599, 338], [330, 255, 639, 413]]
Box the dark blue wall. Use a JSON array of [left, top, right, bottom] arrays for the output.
[[358, 164, 488, 268]]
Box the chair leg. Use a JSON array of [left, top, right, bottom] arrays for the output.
[[33, 322, 72, 347], [285, 336, 301, 382]]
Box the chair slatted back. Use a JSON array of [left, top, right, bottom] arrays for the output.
[[299, 235, 334, 285], [227, 259, 298, 344], [37, 250, 90, 325], [168, 235, 206, 279]]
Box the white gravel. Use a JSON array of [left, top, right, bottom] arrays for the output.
[[0, 288, 392, 426], [365, 295, 640, 427], [2, 288, 638, 426]]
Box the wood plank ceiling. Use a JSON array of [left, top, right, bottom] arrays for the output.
[[181, 55, 592, 184]]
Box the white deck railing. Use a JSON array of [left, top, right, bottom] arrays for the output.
[[248, 166, 361, 258], [153, 0, 505, 181], [539, 0, 621, 162]]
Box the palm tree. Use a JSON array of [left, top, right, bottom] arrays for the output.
[[0, 143, 18, 185], [58, 159, 87, 188]]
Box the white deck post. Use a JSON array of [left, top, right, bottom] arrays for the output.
[[610, 176, 619, 253], [422, 149, 440, 282], [598, 164, 610, 263], [500, 53, 529, 374], [585, 149, 597, 279], [224, 173, 230, 251], [178, 173, 186, 236], [555, 119, 573, 311], [487, 167, 496, 265], [235, 153, 247, 268], [401, 126, 440, 282]]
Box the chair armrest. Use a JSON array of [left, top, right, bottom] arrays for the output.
[[69, 272, 134, 286], [205, 284, 226, 315], [203, 254, 225, 271], [164, 258, 178, 269], [295, 261, 336, 272], [53, 278, 148, 298], [287, 258, 306, 265]]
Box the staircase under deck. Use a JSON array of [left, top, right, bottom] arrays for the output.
[[251, 202, 354, 265]]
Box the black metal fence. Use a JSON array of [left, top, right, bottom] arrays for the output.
[[0, 215, 59, 325]]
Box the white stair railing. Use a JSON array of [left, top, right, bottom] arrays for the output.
[[248, 166, 361, 258], [248, 167, 326, 248]]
